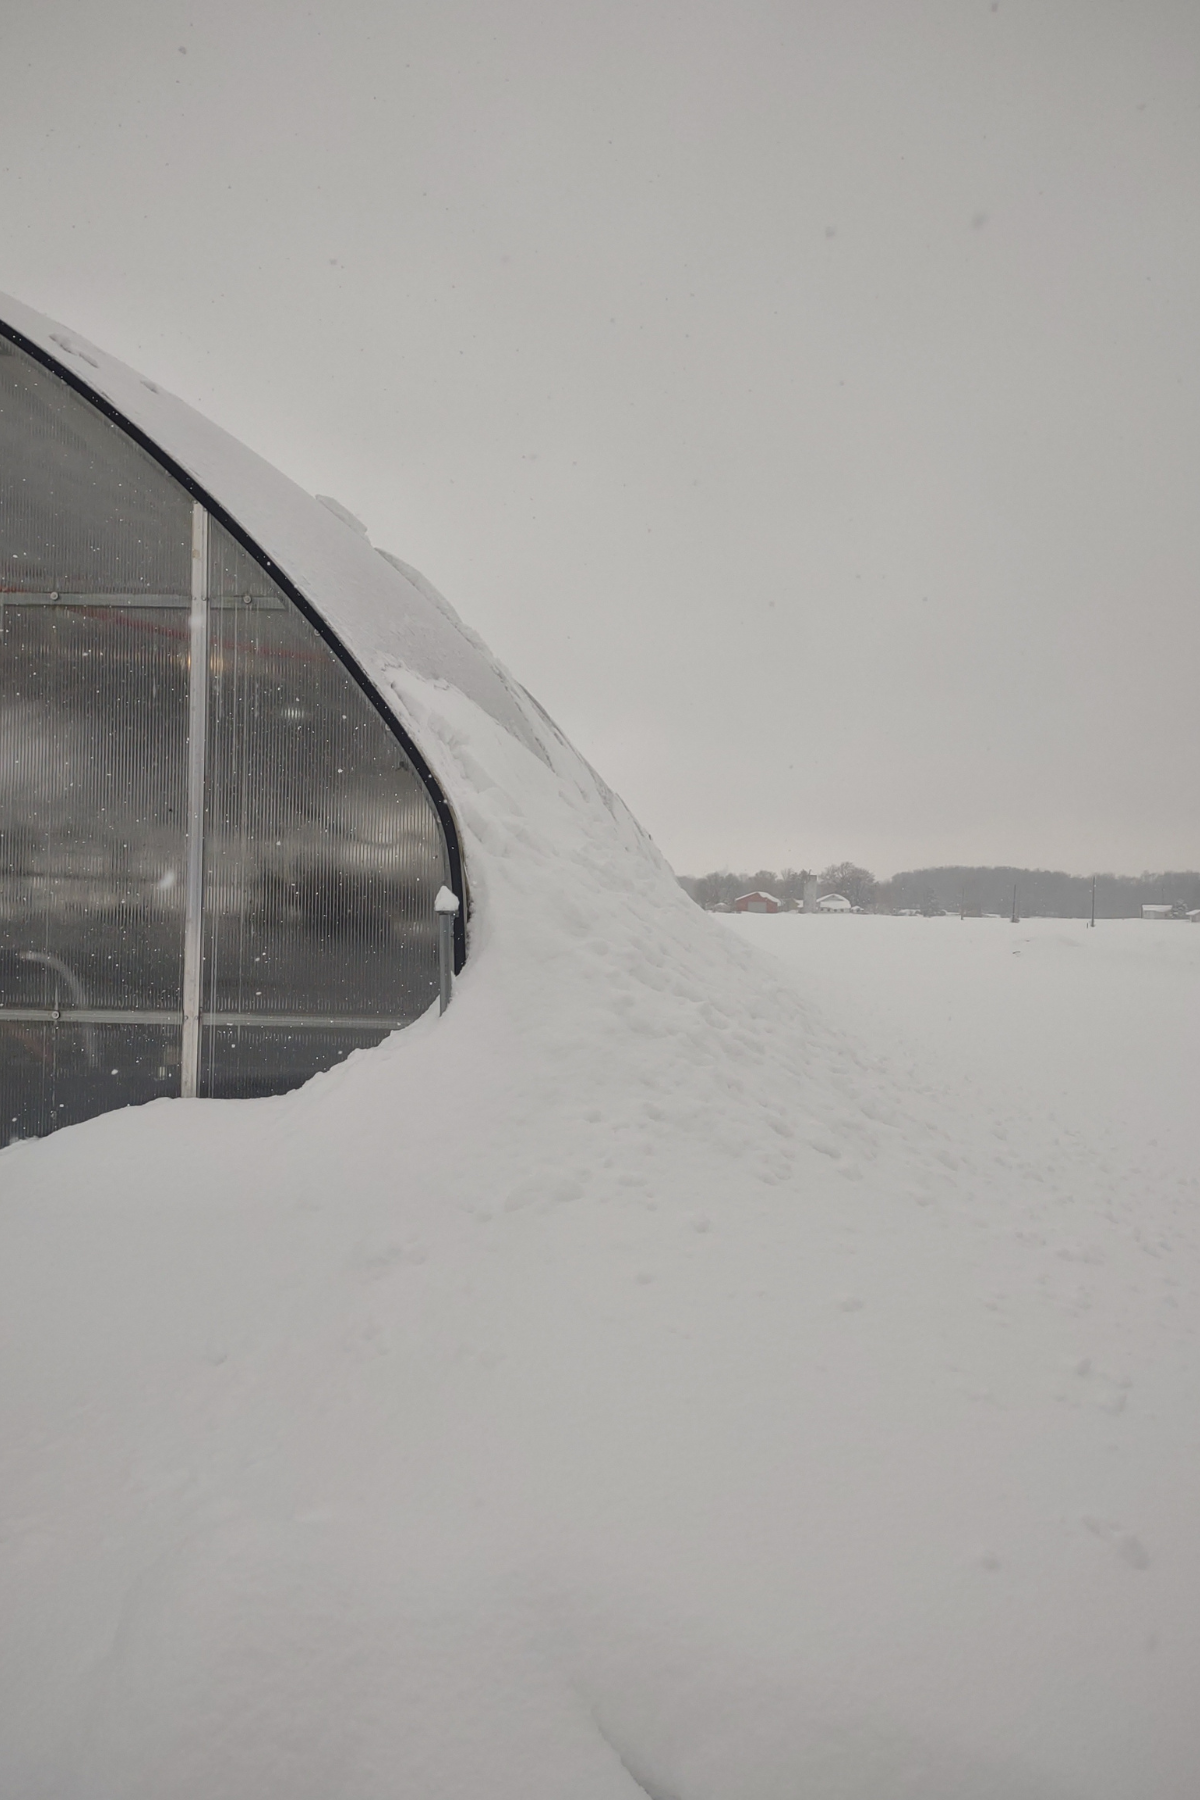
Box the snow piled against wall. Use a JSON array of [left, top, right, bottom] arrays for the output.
[[2, 674, 1199, 1799]]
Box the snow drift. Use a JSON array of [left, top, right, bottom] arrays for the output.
[[1, 302, 1199, 1799]]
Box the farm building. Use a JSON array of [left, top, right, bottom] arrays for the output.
[[733, 890, 782, 913]]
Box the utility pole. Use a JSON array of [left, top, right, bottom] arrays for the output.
[[1089, 874, 1096, 929]]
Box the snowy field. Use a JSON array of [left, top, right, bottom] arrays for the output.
[[722, 910, 1200, 1192], [3, 679, 1199, 1799]]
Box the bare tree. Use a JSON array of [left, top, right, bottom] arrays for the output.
[[818, 862, 877, 910]]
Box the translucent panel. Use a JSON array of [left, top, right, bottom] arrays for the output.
[[0, 339, 458, 1140], [207, 518, 285, 602], [0, 338, 191, 597], [0, 1020, 179, 1146], [200, 522, 445, 1093], [0, 605, 189, 1011], [199, 1023, 391, 1101]]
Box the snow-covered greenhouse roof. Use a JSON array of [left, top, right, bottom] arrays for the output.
[[0, 290, 550, 769]]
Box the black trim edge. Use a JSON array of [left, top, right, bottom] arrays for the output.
[[0, 314, 468, 972]]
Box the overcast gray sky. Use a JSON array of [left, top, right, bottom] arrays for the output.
[[2, 0, 1197, 877]]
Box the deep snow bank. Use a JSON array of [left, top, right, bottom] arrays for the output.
[[2, 683, 1199, 1798]]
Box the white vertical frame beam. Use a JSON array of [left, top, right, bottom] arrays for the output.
[[180, 502, 209, 1097]]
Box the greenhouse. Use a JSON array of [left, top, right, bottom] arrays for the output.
[[0, 300, 497, 1141]]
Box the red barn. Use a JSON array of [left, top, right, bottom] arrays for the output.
[[733, 890, 782, 914]]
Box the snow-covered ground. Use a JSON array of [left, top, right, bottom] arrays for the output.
[[723, 909, 1200, 1200], [3, 684, 1199, 1798]]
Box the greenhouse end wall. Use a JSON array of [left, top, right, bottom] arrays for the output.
[[0, 330, 459, 1142]]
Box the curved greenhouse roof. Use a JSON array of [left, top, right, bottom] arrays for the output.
[[0, 291, 630, 1135], [0, 290, 552, 768], [2, 295, 636, 1137]]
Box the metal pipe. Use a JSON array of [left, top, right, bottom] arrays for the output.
[[180, 503, 209, 1097], [434, 885, 461, 1014]]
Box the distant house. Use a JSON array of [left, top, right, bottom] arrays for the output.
[[817, 893, 852, 912], [1142, 904, 1175, 920], [733, 890, 782, 914]]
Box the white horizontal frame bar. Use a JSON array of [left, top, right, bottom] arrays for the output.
[[0, 1008, 405, 1031]]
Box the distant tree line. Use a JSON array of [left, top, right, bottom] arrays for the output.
[[679, 863, 1200, 917], [679, 863, 878, 910], [879, 866, 1200, 918]]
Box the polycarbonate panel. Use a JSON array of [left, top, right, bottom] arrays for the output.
[[0, 339, 191, 598], [198, 1022, 391, 1101], [0, 604, 189, 1012], [0, 1020, 178, 1146], [200, 521, 446, 1095], [1, 333, 458, 1140], [207, 515, 285, 602]]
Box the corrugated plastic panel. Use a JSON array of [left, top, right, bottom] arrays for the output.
[[0, 338, 191, 597], [0, 1018, 178, 1144], [199, 1022, 393, 1101], [199, 521, 445, 1095], [0, 604, 189, 1012], [0, 334, 456, 1138]]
